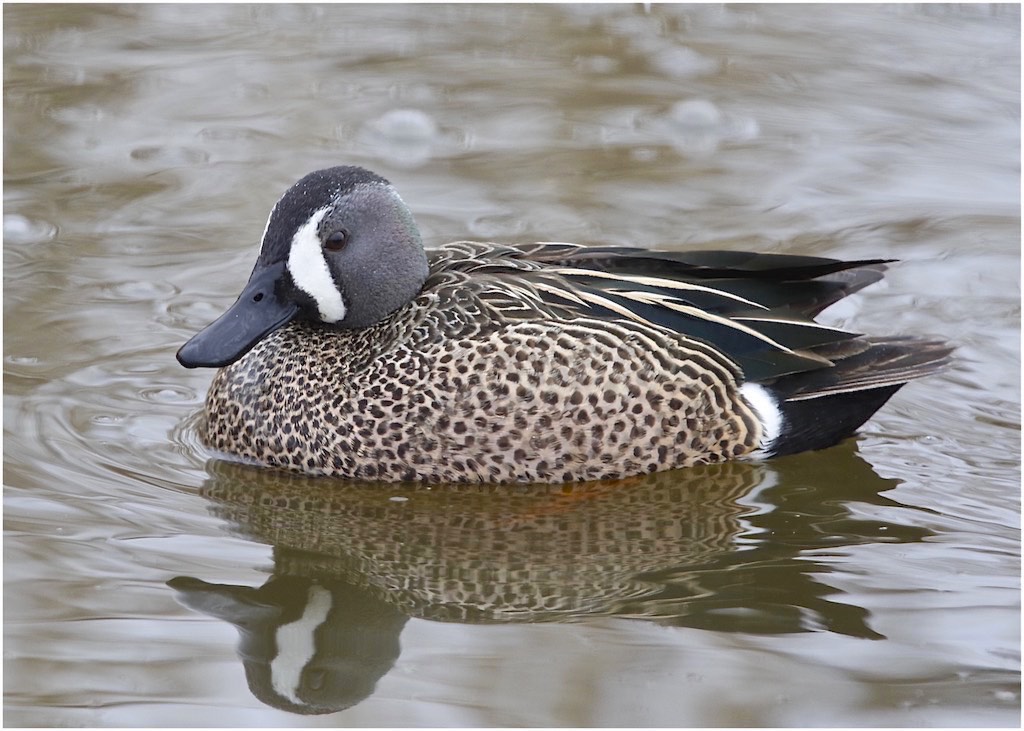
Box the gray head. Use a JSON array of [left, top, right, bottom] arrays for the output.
[[177, 166, 429, 368]]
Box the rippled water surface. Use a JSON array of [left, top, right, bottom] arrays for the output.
[[4, 4, 1020, 726]]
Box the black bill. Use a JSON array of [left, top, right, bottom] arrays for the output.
[[177, 261, 298, 369]]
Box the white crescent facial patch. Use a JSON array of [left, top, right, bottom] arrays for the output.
[[286, 206, 347, 323]]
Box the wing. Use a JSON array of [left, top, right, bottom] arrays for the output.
[[424, 241, 949, 388]]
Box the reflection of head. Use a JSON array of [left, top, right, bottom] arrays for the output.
[[169, 574, 407, 715]]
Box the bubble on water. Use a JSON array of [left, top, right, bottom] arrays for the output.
[[6, 354, 40, 366], [357, 108, 441, 168], [373, 108, 438, 142], [669, 99, 724, 128], [469, 212, 528, 239], [139, 386, 196, 404], [4, 214, 57, 245], [640, 98, 759, 158], [649, 45, 718, 78]]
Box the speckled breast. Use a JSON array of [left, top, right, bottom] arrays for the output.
[[200, 315, 763, 483]]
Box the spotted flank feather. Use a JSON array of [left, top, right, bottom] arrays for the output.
[[177, 166, 952, 483]]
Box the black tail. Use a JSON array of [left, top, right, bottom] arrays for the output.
[[768, 383, 902, 457], [765, 337, 952, 457]]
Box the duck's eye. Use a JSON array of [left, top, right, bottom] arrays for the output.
[[324, 230, 349, 252]]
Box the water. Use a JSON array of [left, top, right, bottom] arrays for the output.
[[4, 3, 1019, 726]]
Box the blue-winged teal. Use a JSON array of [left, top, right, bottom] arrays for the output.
[[178, 166, 950, 483]]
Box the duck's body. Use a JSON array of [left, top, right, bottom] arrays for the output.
[[179, 167, 950, 483]]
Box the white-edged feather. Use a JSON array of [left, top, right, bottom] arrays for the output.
[[610, 290, 795, 352], [733, 314, 854, 334], [550, 267, 768, 309]]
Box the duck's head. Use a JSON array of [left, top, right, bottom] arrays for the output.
[[177, 166, 429, 369]]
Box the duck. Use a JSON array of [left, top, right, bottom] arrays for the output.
[[177, 165, 951, 484]]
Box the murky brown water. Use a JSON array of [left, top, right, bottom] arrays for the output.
[[5, 3, 1020, 726]]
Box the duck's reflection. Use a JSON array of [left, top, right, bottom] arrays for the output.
[[170, 443, 931, 714]]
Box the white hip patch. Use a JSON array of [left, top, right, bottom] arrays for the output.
[[287, 207, 347, 323], [739, 382, 783, 456]]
